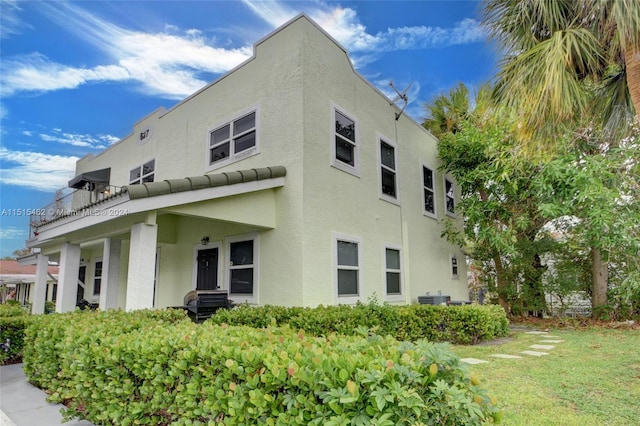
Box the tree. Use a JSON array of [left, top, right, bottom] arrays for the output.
[[482, 0, 640, 143]]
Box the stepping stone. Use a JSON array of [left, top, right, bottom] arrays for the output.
[[460, 357, 489, 364], [531, 344, 555, 350], [525, 331, 549, 335], [521, 350, 549, 356], [539, 340, 564, 343], [490, 354, 522, 359]]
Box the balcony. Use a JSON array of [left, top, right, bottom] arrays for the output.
[[29, 185, 125, 237]]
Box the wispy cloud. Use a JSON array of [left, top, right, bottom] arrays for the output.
[[0, 226, 27, 240], [38, 129, 120, 149], [1, 2, 253, 99], [0, 147, 79, 191], [0, 0, 31, 38]]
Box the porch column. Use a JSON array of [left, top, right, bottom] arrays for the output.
[[31, 254, 49, 315], [99, 238, 121, 310], [125, 221, 157, 311], [56, 243, 81, 313]]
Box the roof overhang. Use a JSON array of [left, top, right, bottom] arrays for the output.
[[68, 168, 111, 189]]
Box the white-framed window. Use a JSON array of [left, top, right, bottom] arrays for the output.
[[384, 244, 403, 301], [422, 165, 437, 218], [450, 254, 459, 279], [130, 159, 155, 184], [93, 259, 103, 296], [333, 233, 363, 304], [379, 137, 398, 203], [208, 109, 258, 170], [331, 105, 360, 176], [225, 233, 259, 304], [444, 176, 456, 216]]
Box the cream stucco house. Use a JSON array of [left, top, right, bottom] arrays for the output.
[[25, 15, 467, 314]]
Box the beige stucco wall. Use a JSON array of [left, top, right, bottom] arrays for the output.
[[60, 15, 466, 310]]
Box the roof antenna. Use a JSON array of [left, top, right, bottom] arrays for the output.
[[389, 80, 413, 120]]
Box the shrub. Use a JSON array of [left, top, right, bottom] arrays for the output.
[[209, 303, 509, 344], [23, 310, 502, 425], [0, 303, 31, 365]]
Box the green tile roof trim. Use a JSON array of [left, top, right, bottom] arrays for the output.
[[125, 166, 286, 200]]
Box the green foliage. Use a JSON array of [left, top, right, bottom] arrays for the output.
[[23, 310, 502, 425], [0, 303, 31, 365], [209, 303, 509, 345]]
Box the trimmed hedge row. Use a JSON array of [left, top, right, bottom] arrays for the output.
[[209, 303, 510, 344], [23, 310, 502, 425], [0, 303, 32, 365]]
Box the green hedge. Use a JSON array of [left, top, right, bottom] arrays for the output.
[[210, 303, 509, 344], [23, 310, 502, 425], [0, 303, 32, 365]]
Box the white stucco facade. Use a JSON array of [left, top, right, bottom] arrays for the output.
[[26, 15, 467, 313]]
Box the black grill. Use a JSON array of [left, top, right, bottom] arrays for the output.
[[181, 290, 234, 323]]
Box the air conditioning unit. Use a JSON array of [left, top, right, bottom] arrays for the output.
[[417, 295, 451, 305]]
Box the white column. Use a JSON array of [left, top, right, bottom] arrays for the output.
[[56, 243, 81, 313], [99, 239, 121, 310], [31, 254, 49, 315], [125, 222, 158, 311]]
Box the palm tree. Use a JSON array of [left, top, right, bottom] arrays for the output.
[[423, 83, 471, 137], [482, 0, 640, 142]]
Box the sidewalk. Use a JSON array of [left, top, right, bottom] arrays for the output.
[[0, 363, 93, 426]]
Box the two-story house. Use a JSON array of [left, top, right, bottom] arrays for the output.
[[24, 14, 467, 314]]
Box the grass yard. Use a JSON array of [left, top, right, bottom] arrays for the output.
[[451, 325, 640, 425]]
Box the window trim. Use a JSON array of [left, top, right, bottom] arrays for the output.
[[330, 104, 360, 177], [444, 175, 456, 217], [129, 158, 156, 185], [378, 135, 400, 205], [206, 106, 260, 173], [422, 163, 437, 219], [224, 233, 259, 304], [333, 232, 363, 304], [383, 243, 404, 302]]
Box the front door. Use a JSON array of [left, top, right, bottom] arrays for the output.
[[196, 248, 218, 290]]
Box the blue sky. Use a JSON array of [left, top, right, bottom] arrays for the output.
[[0, 0, 496, 257]]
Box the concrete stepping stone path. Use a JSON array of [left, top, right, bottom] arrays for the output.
[[530, 344, 555, 350], [458, 330, 565, 364], [489, 354, 522, 359], [460, 358, 489, 365], [520, 350, 549, 356]]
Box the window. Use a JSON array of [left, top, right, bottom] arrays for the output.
[[130, 159, 155, 184], [444, 177, 456, 216], [451, 254, 459, 279], [379, 139, 397, 200], [334, 234, 362, 302], [226, 234, 258, 302], [331, 107, 359, 175], [93, 260, 103, 296], [423, 166, 436, 217], [385, 247, 402, 297], [209, 111, 256, 167]]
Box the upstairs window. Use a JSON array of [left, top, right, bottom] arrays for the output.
[[380, 140, 397, 200], [444, 177, 456, 216], [422, 166, 436, 217], [209, 111, 257, 167], [331, 107, 359, 175], [129, 160, 155, 184]]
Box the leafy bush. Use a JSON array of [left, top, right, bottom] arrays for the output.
[[23, 310, 501, 425], [0, 303, 31, 365], [210, 303, 509, 344]]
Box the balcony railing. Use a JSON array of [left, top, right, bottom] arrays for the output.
[[29, 185, 125, 237]]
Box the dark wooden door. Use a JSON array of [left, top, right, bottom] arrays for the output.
[[196, 248, 218, 290]]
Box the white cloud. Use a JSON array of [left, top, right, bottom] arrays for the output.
[[0, 147, 79, 192], [2, 2, 253, 99], [0, 226, 27, 240], [0, 0, 31, 38], [38, 128, 120, 149]]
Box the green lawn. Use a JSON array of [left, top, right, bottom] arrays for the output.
[[451, 326, 640, 425]]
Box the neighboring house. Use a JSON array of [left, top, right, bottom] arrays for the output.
[[24, 15, 467, 314], [0, 259, 59, 305]]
